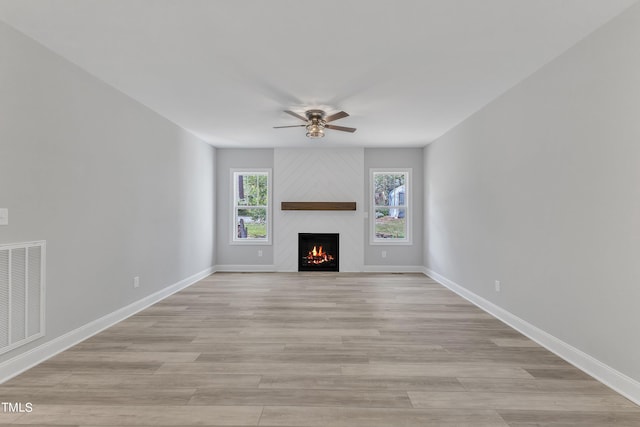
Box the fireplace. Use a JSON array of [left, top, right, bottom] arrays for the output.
[[298, 233, 339, 272]]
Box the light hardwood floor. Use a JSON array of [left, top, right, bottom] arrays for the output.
[[1, 272, 638, 426]]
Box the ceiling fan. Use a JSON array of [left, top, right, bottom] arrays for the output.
[[274, 110, 356, 138]]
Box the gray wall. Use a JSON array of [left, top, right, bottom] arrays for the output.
[[215, 149, 274, 267], [364, 148, 424, 267], [0, 22, 215, 363], [215, 147, 423, 270], [424, 4, 640, 382]]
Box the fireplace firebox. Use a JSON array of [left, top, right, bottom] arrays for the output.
[[298, 233, 339, 272]]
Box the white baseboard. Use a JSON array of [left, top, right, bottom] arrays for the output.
[[424, 267, 640, 406], [0, 266, 215, 384], [216, 265, 424, 273], [215, 264, 277, 272], [363, 265, 426, 273]]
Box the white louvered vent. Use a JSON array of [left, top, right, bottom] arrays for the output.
[[0, 241, 45, 355]]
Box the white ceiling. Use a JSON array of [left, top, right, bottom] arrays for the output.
[[0, 0, 637, 148]]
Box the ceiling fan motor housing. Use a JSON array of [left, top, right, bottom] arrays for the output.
[[305, 109, 326, 120]]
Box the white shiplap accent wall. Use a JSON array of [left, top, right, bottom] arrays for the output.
[[274, 148, 364, 272]]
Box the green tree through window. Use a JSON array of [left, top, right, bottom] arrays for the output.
[[371, 169, 410, 243], [233, 170, 270, 242]]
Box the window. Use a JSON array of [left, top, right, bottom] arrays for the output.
[[371, 169, 411, 244], [232, 169, 271, 244]]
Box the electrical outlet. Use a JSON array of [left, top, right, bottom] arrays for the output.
[[381, 250, 387, 258], [258, 249, 263, 257], [0, 208, 8, 225], [133, 276, 140, 288], [494, 280, 501, 292]]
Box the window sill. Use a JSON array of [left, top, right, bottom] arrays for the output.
[[230, 240, 272, 246], [370, 239, 412, 246]]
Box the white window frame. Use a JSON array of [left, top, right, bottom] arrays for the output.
[[231, 168, 272, 245], [370, 168, 412, 245]]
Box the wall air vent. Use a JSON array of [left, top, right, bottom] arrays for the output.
[[0, 241, 45, 355]]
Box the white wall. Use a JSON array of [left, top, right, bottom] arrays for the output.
[[424, 2, 640, 391], [0, 21, 215, 367], [274, 148, 365, 272]]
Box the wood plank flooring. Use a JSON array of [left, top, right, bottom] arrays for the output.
[[1, 272, 638, 426]]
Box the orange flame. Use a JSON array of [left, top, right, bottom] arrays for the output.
[[306, 244, 333, 264]]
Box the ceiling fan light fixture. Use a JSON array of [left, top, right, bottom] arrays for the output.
[[306, 120, 325, 138], [305, 127, 325, 138]]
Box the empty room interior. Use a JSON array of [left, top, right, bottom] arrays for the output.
[[1, 1, 640, 425]]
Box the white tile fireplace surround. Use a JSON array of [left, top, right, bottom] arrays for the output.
[[274, 148, 365, 272]]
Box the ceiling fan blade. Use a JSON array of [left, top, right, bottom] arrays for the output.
[[284, 110, 308, 122], [324, 111, 349, 123], [326, 124, 357, 133], [273, 125, 306, 129]]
